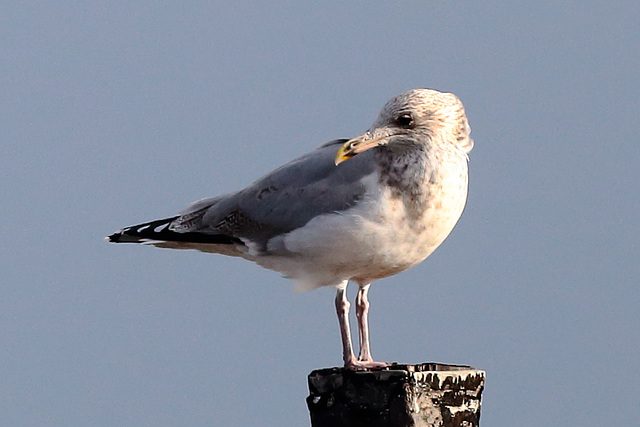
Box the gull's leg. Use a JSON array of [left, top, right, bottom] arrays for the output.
[[355, 283, 373, 362], [335, 281, 357, 367], [355, 282, 388, 368]]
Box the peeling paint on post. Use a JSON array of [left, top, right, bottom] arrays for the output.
[[306, 363, 485, 427]]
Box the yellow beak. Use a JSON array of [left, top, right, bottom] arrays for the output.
[[334, 134, 387, 165]]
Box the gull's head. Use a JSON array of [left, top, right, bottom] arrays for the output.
[[335, 89, 473, 165]]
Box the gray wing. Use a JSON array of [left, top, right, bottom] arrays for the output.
[[169, 139, 377, 251]]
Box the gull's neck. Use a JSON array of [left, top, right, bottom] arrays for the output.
[[374, 145, 430, 215], [374, 141, 469, 220]]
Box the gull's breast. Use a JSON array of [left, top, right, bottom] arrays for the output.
[[253, 163, 468, 291]]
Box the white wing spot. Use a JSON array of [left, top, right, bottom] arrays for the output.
[[154, 224, 168, 233]]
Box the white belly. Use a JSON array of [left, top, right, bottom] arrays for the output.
[[253, 169, 468, 291]]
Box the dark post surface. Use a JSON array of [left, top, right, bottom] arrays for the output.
[[307, 363, 485, 427]]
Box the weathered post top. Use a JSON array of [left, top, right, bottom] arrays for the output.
[[307, 363, 485, 427]]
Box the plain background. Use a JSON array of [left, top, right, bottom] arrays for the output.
[[2, 2, 639, 426]]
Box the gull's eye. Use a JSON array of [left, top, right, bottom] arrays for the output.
[[396, 112, 414, 128]]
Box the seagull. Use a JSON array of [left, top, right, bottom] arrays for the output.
[[107, 89, 473, 369]]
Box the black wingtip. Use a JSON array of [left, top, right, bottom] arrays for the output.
[[106, 216, 243, 246], [105, 229, 142, 244], [106, 232, 122, 243], [105, 217, 179, 244]]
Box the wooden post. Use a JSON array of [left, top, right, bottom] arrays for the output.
[[306, 363, 485, 427]]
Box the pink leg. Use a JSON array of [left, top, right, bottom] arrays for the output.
[[355, 283, 387, 368], [335, 281, 357, 367], [334, 281, 388, 369], [355, 283, 373, 362]]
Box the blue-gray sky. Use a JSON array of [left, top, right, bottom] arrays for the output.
[[2, 2, 639, 426]]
